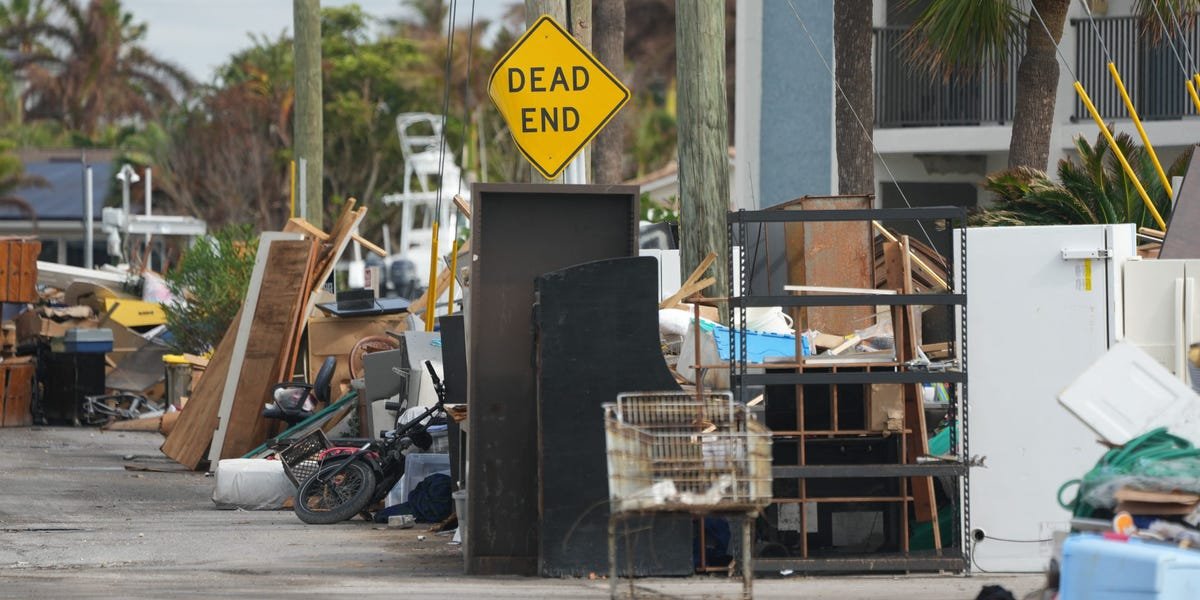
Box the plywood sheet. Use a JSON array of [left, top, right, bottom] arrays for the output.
[[160, 308, 241, 469], [1, 363, 33, 427], [781, 195, 873, 335], [217, 237, 316, 460]]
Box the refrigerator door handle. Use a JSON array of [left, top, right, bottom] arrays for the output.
[[1175, 278, 1187, 381], [1187, 277, 1197, 387]]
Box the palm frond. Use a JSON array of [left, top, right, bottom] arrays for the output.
[[901, 0, 1023, 79]]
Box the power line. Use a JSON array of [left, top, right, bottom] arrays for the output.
[[1028, 2, 1079, 82], [783, 0, 936, 250], [434, 0, 460, 225]]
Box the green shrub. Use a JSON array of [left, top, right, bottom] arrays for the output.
[[163, 225, 259, 354]]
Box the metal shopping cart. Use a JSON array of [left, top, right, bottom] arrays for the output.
[[604, 391, 772, 599]]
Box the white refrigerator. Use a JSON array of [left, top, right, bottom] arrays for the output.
[[957, 223, 1137, 573], [1123, 259, 1200, 385]]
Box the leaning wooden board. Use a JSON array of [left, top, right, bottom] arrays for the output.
[[0, 362, 34, 427], [160, 308, 241, 469], [215, 237, 317, 460], [0, 239, 40, 304]]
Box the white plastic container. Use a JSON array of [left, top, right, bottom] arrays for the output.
[[452, 489, 468, 551], [386, 453, 451, 506]]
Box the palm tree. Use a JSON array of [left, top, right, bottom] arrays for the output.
[[971, 131, 1190, 227], [0, 140, 46, 228], [834, 0, 874, 195], [905, 0, 1200, 172], [0, 0, 50, 54], [903, 0, 1066, 171], [12, 0, 192, 136]]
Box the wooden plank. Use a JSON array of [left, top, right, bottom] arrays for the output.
[[160, 308, 241, 469], [785, 285, 897, 295], [351, 233, 386, 257], [22, 240, 38, 302], [659, 251, 716, 309], [308, 205, 366, 305], [872, 221, 949, 291], [282, 242, 320, 382], [0, 364, 33, 427], [453, 194, 471, 218], [208, 234, 309, 462], [220, 237, 315, 459], [6, 239, 17, 302], [284, 217, 331, 241], [885, 239, 940, 542], [0, 241, 11, 303]]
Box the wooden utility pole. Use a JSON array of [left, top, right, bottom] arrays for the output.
[[676, 1, 729, 313], [591, 0, 624, 184], [525, 0, 590, 184], [834, 0, 875, 195], [294, 0, 323, 227]]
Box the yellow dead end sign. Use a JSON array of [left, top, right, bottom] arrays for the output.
[[488, 15, 630, 180]]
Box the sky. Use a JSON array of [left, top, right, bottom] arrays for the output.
[[121, 0, 510, 82]]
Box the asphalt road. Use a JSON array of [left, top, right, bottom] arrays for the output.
[[0, 427, 1044, 598]]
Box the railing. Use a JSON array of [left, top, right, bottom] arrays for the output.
[[874, 27, 1022, 128], [1074, 15, 1200, 121]]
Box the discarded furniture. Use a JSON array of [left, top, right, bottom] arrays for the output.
[[0, 358, 34, 427], [964, 223, 1136, 572], [728, 206, 969, 574], [163, 202, 368, 470], [42, 351, 105, 425], [604, 392, 772, 598], [0, 238, 40, 303], [263, 356, 336, 426], [466, 183, 639, 576], [534, 257, 693, 577]]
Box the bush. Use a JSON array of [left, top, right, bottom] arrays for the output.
[[163, 225, 259, 354]]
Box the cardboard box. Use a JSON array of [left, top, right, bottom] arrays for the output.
[[869, 384, 905, 432], [1113, 487, 1200, 516], [306, 311, 413, 391], [15, 310, 98, 345]]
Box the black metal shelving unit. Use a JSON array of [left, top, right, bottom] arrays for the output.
[[727, 206, 970, 574]]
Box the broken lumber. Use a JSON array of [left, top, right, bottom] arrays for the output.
[[659, 252, 717, 310]]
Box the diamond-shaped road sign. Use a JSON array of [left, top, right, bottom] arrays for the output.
[[488, 15, 630, 180]]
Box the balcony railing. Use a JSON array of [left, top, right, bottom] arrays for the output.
[[1074, 15, 1200, 121], [874, 26, 1022, 128]]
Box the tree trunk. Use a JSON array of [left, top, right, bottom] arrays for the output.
[[676, 0, 730, 317], [1009, 0, 1068, 171], [294, 0, 323, 227], [834, 0, 875, 196], [591, 0, 625, 184]]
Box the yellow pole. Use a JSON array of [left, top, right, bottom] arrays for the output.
[[424, 222, 439, 331], [1075, 81, 1167, 231], [446, 239, 459, 315], [1187, 79, 1200, 114], [1108, 63, 1172, 197], [289, 160, 297, 219], [1194, 74, 1200, 99]]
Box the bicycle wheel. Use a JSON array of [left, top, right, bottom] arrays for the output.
[[294, 460, 377, 524]]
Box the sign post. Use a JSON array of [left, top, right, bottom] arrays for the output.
[[488, 15, 630, 181]]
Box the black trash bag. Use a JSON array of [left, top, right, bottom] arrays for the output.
[[374, 473, 454, 524], [976, 585, 1016, 600]]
